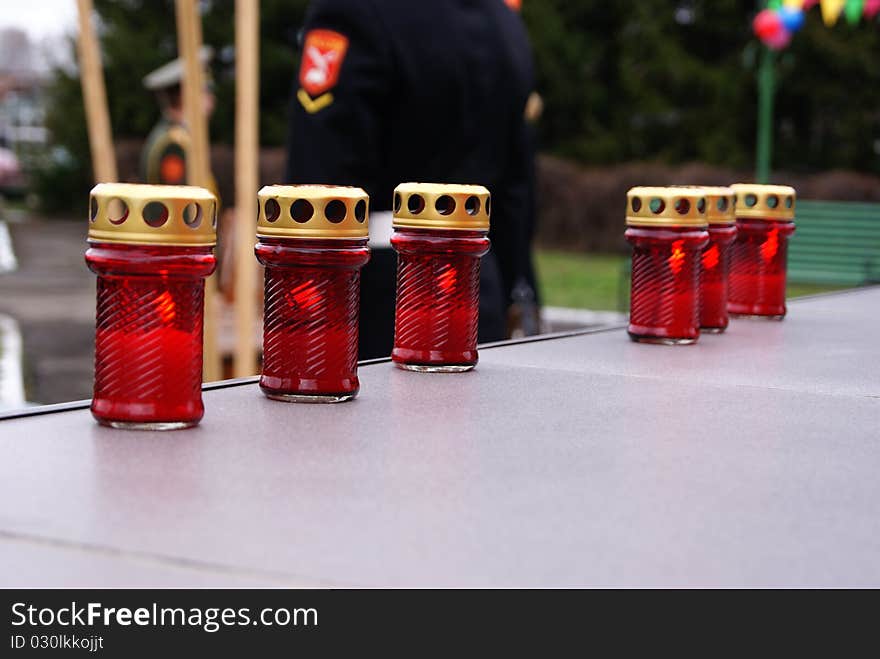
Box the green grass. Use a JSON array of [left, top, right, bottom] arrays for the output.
[[786, 282, 850, 298], [535, 249, 849, 311], [536, 251, 627, 310]]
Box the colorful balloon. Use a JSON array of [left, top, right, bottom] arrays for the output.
[[821, 0, 846, 26], [753, 8, 785, 39], [865, 0, 880, 18], [802, 0, 820, 8], [779, 7, 807, 30], [765, 27, 793, 50], [845, 0, 864, 24]]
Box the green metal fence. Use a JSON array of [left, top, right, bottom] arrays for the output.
[[615, 199, 880, 310], [789, 200, 880, 286]]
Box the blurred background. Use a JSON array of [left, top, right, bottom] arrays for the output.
[[1, 0, 879, 407]]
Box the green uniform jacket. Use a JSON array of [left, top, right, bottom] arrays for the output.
[[140, 118, 189, 185], [140, 118, 219, 199]]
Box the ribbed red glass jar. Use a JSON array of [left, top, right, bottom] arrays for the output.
[[391, 183, 491, 372], [625, 187, 709, 345], [256, 185, 370, 402], [85, 184, 217, 430], [728, 184, 796, 320], [699, 187, 737, 333]]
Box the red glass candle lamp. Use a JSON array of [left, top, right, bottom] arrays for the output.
[[625, 187, 709, 345], [391, 183, 491, 372], [85, 183, 217, 430], [699, 186, 737, 333], [728, 184, 796, 320], [255, 185, 370, 403]]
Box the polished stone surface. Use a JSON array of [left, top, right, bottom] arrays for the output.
[[1, 289, 878, 587], [488, 288, 880, 399]]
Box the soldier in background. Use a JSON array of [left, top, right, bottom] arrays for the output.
[[141, 47, 238, 298], [140, 46, 216, 188], [286, 0, 542, 359]]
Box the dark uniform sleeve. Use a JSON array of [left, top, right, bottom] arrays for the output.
[[285, 0, 392, 200], [490, 114, 540, 332]]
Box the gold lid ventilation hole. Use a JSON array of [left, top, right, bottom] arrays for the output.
[[88, 183, 217, 246], [256, 185, 369, 239], [626, 187, 709, 228], [730, 184, 796, 222], [392, 183, 490, 231], [698, 186, 736, 225], [665, 186, 735, 225]]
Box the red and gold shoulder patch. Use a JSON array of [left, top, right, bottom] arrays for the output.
[[299, 29, 349, 98], [159, 153, 186, 184]]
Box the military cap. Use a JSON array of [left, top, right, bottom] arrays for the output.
[[143, 45, 214, 91]]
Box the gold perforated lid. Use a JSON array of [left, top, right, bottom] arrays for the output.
[[667, 186, 735, 225], [696, 186, 736, 225], [731, 184, 796, 221], [88, 183, 217, 246], [392, 183, 490, 231], [257, 185, 369, 239], [625, 187, 708, 228]]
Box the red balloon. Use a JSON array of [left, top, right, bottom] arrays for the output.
[[802, 0, 819, 9], [764, 27, 792, 51], [753, 9, 783, 40]]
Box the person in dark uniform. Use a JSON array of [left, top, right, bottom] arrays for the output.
[[286, 0, 541, 359]]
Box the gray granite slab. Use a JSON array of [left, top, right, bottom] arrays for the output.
[[1, 296, 879, 586], [482, 288, 880, 399], [0, 536, 295, 587]]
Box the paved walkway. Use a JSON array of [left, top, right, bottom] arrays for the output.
[[0, 217, 95, 404], [0, 314, 25, 410]]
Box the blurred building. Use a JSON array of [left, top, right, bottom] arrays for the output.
[[0, 28, 50, 192]]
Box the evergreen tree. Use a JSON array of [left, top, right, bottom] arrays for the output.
[[35, 0, 880, 213]]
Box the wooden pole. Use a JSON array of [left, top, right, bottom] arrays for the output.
[[75, 0, 117, 183], [233, 0, 259, 376], [174, 0, 210, 187], [175, 0, 221, 382]]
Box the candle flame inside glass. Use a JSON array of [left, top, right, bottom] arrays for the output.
[[288, 280, 323, 310], [760, 227, 779, 262], [702, 244, 719, 270], [153, 290, 177, 324], [669, 240, 686, 275]]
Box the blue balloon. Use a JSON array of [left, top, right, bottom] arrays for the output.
[[778, 7, 805, 33]]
